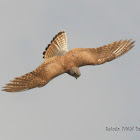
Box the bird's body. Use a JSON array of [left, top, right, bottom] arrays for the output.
[[2, 31, 135, 92]]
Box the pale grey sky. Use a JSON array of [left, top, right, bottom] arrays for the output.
[[0, 0, 140, 140]]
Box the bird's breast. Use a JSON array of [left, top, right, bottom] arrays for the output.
[[60, 53, 78, 71]]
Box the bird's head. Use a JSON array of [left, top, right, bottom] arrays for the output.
[[67, 67, 81, 79]]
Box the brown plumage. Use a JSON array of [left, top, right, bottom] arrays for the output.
[[43, 31, 68, 59], [2, 31, 135, 92]]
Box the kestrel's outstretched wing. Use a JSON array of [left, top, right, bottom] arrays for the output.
[[67, 39, 135, 67], [2, 57, 65, 92], [2, 31, 69, 92], [43, 31, 68, 59]]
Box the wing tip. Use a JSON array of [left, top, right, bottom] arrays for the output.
[[2, 83, 28, 92], [2, 86, 11, 92], [113, 39, 135, 57], [127, 39, 136, 48]]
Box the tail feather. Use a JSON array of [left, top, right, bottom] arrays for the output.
[[43, 31, 68, 59]]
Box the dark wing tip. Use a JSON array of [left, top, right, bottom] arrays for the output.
[[127, 39, 135, 48], [2, 85, 11, 92], [112, 39, 135, 58], [130, 40, 136, 45], [1, 88, 5, 91]]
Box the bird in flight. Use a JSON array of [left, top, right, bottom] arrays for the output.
[[2, 31, 135, 92]]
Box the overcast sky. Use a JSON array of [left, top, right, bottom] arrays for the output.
[[0, 0, 140, 140]]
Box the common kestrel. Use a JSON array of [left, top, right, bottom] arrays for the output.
[[2, 31, 135, 92]]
